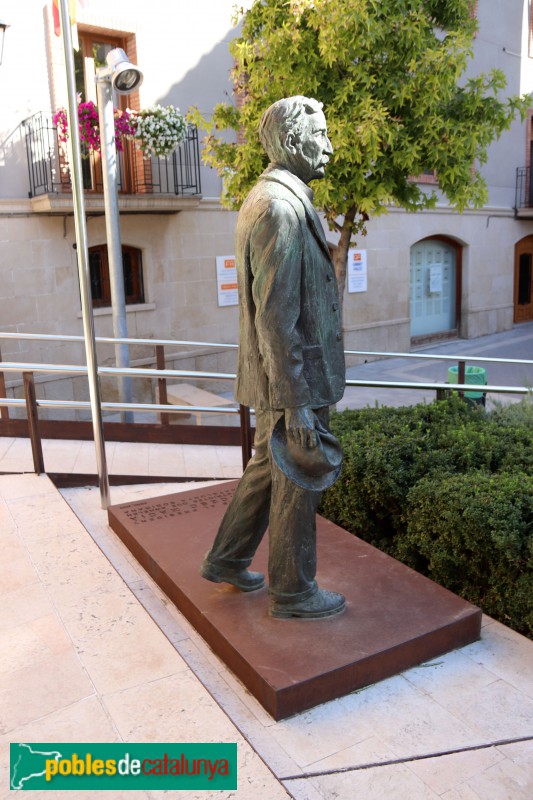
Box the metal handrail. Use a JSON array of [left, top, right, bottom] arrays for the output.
[[1, 376, 530, 419], [344, 380, 529, 394], [1, 380, 529, 404], [1, 359, 530, 395], [1, 332, 530, 498], [0, 397, 239, 414], [0, 331, 239, 349], [1, 331, 531, 366], [1, 338, 532, 398], [0, 362, 236, 381], [344, 349, 533, 366]]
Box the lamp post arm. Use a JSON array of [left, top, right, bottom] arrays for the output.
[[95, 73, 133, 422]]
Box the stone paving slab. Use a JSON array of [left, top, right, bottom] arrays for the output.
[[64, 480, 533, 800], [0, 474, 290, 800]]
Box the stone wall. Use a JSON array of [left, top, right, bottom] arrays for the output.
[[338, 205, 526, 365], [1, 199, 531, 421], [0, 201, 240, 420]]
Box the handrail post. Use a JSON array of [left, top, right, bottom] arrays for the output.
[[156, 345, 170, 425], [458, 360, 466, 399], [239, 404, 252, 470], [22, 371, 45, 475], [0, 346, 9, 421]]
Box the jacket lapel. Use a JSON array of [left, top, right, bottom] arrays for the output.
[[261, 168, 332, 259]]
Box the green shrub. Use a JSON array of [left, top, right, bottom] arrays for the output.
[[323, 396, 490, 552], [487, 393, 533, 428], [399, 472, 533, 637], [320, 396, 533, 636], [436, 420, 533, 474]]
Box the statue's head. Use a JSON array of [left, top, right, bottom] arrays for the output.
[[258, 96, 333, 184]]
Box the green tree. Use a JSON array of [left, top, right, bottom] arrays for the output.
[[189, 0, 529, 298]]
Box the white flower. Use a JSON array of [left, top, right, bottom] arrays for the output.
[[129, 104, 187, 158]]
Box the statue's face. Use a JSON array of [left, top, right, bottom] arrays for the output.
[[285, 110, 333, 184]]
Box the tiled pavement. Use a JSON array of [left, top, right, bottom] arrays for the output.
[[0, 438, 244, 482], [1, 465, 532, 799], [1, 324, 533, 798]]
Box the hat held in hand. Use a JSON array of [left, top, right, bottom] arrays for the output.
[[270, 415, 342, 491]]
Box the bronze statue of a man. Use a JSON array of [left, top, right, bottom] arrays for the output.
[[200, 96, 346, 619]]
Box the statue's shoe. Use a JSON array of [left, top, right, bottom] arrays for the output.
[[200, 560, 265, 592], [269, 588, 345, 619]]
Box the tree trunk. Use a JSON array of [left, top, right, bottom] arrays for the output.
[[332, 205, 358, 319]]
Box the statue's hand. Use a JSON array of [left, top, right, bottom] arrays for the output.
[[284, 406, 318, 449]]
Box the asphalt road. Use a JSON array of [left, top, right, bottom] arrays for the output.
[[341, 321, 533, 410]]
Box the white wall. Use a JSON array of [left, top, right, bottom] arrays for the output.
[[471, 0, 530, 207], [0, 0, 253, 199], [2, 0, 530, 203], [0, 0, 54, 196]]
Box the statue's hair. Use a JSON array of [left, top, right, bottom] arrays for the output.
[[258, 96, 323, 162]]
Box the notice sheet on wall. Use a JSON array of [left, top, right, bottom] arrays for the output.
[[429, 264, 443, 294], [216, 255, 238, 307], [347, 249, 368, 293]]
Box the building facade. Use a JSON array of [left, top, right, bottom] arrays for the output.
[[1, 0, 532, 414], [338, 0, 533, 354], [0, 0, 246, 413]]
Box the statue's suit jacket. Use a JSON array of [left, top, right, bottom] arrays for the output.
[[234, 165, 345, 411]]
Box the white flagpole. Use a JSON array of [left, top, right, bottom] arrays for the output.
[[58, 0, 110, 508]]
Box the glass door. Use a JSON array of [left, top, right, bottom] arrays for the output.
[[410, 239, 457, 337]]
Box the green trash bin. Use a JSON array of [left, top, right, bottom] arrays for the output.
[[448, 365, 487, 403]]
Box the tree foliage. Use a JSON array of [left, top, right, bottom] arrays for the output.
[[188, 0, 529, 292]]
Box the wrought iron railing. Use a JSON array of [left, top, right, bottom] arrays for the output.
[[515, 166, 533, 210], [22, 112, 202, 198]]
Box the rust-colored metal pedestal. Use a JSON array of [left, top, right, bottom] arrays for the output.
[[108, 482, 481, 720]]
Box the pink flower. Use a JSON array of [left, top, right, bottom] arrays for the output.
[[53, 102, 135, 155]]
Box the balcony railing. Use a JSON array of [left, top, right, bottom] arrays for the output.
[[22, 112, 202, 199], [515, 166, 533, 212]]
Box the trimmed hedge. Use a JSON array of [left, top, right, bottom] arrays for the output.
[[400, 472, 533, 635], [320, 395, 533, 637]]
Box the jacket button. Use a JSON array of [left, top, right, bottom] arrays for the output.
[[326, 273, 333, 281], [332, 302, 338, 311], [336, 332, 342, 341]]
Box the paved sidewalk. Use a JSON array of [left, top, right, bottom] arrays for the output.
[[0, 474, 285, 800], [341, 321, 533, 410], [1, 472, 532, 799], [0, 438, 244, 481]]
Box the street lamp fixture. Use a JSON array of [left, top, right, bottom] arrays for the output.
[[99, 48, 143, 94], [0, 21, 10, 66], [95, 48, 143, 422]]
